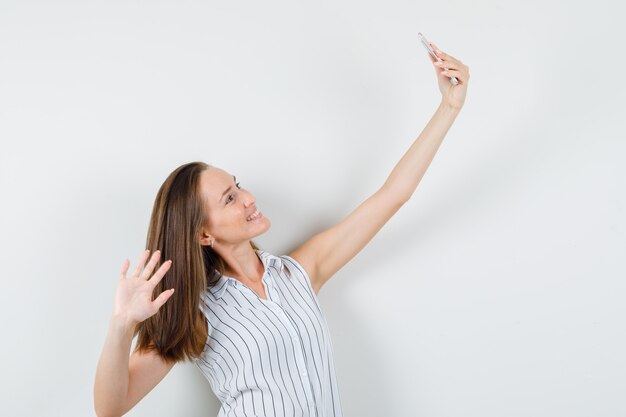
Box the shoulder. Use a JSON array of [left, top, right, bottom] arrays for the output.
[[283, 249, 320, 295]]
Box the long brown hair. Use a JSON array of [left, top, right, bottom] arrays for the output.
[[133, 161, 260, 364]]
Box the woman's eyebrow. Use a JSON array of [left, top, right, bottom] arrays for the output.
[[220, 175, 237, 202]]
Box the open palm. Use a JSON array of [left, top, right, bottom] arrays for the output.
[[113, 250, 174, 327]]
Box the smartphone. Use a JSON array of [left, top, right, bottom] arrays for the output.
[[418, 32, 458, 86]]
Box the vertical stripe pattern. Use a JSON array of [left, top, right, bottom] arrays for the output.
[[193, 249, 344, 417]]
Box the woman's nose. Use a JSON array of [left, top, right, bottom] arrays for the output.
[[244, 190, 255, 206]]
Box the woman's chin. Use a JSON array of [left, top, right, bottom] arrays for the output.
[[248, 216, 270, 233]]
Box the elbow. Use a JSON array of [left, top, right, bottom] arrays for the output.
[[95, 408, 123, 417], [94, 395, 124, 417], [397, 193, 411, 205], [94, 404, 120, 417], [392, 191, 412, 207], [395, 187, 414, 204], [94, 409, 118, 417], [379, 185, 411, 206]]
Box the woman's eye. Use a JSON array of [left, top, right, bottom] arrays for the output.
[[226, 183, 242, 204]]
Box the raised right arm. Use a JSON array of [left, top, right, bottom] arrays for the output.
[[94, 250, 176, 417]]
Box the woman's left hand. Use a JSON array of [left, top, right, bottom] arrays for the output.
[[427, 42, 470, 110]]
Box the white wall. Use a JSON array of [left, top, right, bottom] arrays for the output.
[[1, 1, 624, 416]]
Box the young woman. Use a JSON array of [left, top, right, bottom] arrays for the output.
[[94, 42, 469, 417]]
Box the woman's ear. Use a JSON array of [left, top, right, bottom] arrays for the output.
[[198, 229, 214, 247]]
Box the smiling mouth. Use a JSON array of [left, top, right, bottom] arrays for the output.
[[246, 209, 263, 221]]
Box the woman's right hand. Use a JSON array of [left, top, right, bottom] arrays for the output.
[[112, 250, 175, 328]]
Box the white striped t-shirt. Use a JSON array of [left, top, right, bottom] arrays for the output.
[[193, 249, 344, 417]]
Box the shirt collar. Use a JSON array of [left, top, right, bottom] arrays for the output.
[[208, 249, 284, 299]]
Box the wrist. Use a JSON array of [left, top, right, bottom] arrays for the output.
[[440, 100, 463, 112], [110, 313, 138, 335]]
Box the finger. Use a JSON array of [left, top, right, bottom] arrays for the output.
[[440, 68, 464, 83], [440, 52, 463, 67], [431, 42, 445, 58], [140, 250, 161, 280], [120, 258, 130, 279], [152, 288, 175, 310], [433, 54, 468, 74], [147, 259, 172, 287], [132, 250, 151, 278], [431, 43, 462, 66], [433, 60, 462, 71]]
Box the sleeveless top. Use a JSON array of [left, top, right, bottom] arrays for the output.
[[193, 249, 344, 417]]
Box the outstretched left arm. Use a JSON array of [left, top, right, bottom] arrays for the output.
[[289, 44, 469, 294], [288, 102, 461, 294]]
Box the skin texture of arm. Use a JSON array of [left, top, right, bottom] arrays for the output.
[[288, 102, 462, 294], [94, 316, 175, 417]]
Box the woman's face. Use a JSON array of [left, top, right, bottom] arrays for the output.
[[198, 167, 270, 247]]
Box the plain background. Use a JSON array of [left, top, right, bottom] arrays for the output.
[[1, 0, 624, 416]]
